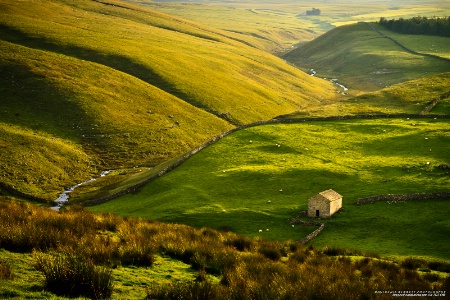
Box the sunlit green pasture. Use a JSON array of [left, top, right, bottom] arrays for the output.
[[90, 118, 450, 260]]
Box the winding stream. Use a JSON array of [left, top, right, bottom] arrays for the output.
[[310, 69, 349, 93], [51, 170, 111, 211]]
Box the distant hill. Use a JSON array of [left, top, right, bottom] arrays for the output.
[[0, 0, 336, 200], [283, 22, 450, 93]]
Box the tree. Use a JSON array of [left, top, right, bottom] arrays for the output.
[[306, 8, 321, 16]]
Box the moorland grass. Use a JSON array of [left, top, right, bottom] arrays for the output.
[[1, 198, 448, 299], [90, 118, 450, 260]]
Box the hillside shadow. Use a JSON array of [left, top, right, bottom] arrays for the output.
[[359, 132, 450, 161], [0, 24, 224, 122], [0, 62, 99, 142]]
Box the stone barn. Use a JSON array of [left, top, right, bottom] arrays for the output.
[[308, 189, 342, 218]]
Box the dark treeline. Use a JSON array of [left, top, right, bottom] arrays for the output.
[[306, 8, 321, 16], [379, 16, 450, 37]]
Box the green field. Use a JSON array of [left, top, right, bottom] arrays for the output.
[[90, 118, 450, 260]]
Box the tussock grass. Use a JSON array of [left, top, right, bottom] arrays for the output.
[[0, 260, 13, 280], [34, 251, 114, 299], [1, 198, 447, 299]]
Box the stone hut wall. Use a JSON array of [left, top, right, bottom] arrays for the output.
[[308, 195, 330, 218], [329, 197, 342, 215]]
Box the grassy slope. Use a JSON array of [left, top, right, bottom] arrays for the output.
[[279, 72, 450, 118], [0, 40, 232, 199], [0, 0, 337, 200], [126, 1, 321, 53], [132, 0, 450, 50], [90, 118, 450, 260], [0, 0, 336, 125], [283, 22, 450, 93]]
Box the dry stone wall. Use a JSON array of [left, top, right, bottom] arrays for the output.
[[356, 192, 450, 205]]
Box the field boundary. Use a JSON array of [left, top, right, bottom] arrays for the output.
[[361, 22, 450, 64], [79, 113, 450, 207], [0, 182, 49, 203], [421, 91, 450, 114], [288, 218, 326, 244], [356, 192, 450, 205]]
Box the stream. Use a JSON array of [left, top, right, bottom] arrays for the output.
[[51, 170, 111, 211], [310, 69, 349, 93]]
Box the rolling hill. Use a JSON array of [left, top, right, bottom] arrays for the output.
[[283, 22, 450, 93], [0, 0, 338, 200]]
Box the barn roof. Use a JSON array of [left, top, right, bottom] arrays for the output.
[[318, 189, 342, 202]]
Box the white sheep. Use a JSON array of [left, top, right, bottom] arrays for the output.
[[259, 229, 263, 232]]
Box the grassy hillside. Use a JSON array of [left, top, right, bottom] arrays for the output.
[[90, 118, 450, 260], [133, 0, 450, 52], [283, 22, 450, 93], [0, 0, 337, 200], [279, 72, 450, 118]]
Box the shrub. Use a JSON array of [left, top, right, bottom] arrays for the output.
[[322, 246, 346, 256], [34, 251, 114, 299], [0, 260, 13, 280], [401, 257, 427, 270], [258, 247, 281, 261], [423, 273, 440, 282], [428, 260, 450, 273], [226, 236, 252, 252]]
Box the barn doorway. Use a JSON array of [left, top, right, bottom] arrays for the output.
[[316, 210, 320, 217]]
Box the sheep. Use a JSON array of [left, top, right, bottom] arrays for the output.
[[259, 229, 263, 232]]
